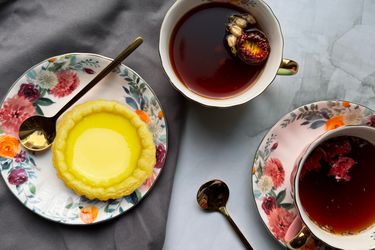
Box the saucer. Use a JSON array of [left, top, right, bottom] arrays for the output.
[[251, 100, 375, 248], [0, 53, 168, 224]]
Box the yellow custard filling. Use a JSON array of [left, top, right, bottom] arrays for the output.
[[52, 100, 156, 201]]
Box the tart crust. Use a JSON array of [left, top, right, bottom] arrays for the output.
[[52, 100, 156, 201]]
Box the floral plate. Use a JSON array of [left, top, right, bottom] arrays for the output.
[[251, 100, 375, 248], [0, 53, 167, 224]]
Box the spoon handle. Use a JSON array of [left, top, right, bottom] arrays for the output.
[[219, 207, 253, 250], [54, 37, 143, 119]]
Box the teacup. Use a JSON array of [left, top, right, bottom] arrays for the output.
[[287, 126, 375, 250], [159, 0, 298, 108]]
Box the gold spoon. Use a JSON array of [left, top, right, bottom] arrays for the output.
[[18, 37, 143, 151], [197, 179, 253, 250]]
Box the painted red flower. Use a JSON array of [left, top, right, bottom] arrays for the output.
[[262, 196, 276, 215], [8, 168, 28, 185], [0, 95, 35, 135], [14, 151, 26, 163], [268, 207, 296, 241], [143, 172, 156, 189], [367, 115, 375, 127], [264, 158, 285, 188], [155, 144, 166, 169], [17, 83, 40, 102], [50, 70, 80, 97]]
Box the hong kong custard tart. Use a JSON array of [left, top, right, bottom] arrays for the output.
[[52, 100, 156, 201]]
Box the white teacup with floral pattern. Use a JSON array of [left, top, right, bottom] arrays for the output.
[[287, 126, 375, 250], [159, 0, 298, 107]]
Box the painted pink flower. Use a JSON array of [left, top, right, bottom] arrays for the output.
[[8, 168, 28, 185], [17, 83, 40, 102], [0, 95, 35, 135], [268, 207, 296, 241], [14, 151, 26, 163], [262, 196, 276, 215], [264, 158, 285, 188], [50, 70, 80, 97], [143, 172, 156, 189], [155, 144, 166, 169]]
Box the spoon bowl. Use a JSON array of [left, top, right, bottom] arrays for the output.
[[19, 116, 56, 151], [197, 179, 229, 211], [197, 179, 253, 250]]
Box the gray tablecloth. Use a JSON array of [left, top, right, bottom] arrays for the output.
[[0, 0, 185, 249]]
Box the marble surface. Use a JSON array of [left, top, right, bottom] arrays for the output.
[[163, 0, 375, 249]]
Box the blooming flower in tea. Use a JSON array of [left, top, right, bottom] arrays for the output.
[[50, 70, 80, 97], [17, 83, 40, 102], [264, 158, 285, 188], [267, 207, 296, 241], [0, 95, 35, 135], [328, 157, 356, 181], [0, 134, 20, 158], [8, 168, 28, 185], [258, 175, 273, 194], [36, 70, 58, 89]]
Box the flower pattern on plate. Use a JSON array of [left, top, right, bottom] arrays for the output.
[[252, 100, 375, 247], [0, 53, 168, 224]]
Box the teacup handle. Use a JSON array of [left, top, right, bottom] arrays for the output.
[[277, 58, 298, 75], [285, 216, 311, 249]]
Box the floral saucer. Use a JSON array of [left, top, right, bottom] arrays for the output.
[[251, 100, 375, 248], [0, 53, 167, 224]]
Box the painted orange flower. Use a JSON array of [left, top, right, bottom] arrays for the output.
[[325, 116, 344, 131], [48, 57, 56, 62], [135, 110, 150, 124], [158, 111, 164, 120], [80, 206, 98, 224], [0, 134, 20, 158], [342, 101, 350, 108]]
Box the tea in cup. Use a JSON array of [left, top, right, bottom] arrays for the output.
[[159, 0, 298, 107], [288, 126, 375, 250]]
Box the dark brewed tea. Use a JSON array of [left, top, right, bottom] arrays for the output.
[[299, 136, 375, 234], [170, 3, 264, 99]]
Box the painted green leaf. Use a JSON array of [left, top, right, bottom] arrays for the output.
[[124, 190, 141, 205], [29, 183, 36, 195], [253, 190, 262, 199], [280, 203, 294, 210], [1, 160, 11, 171], [119, 207, 124, 213], [65, 203, 73, 209], [34, 104, 44, 115], [27, 70, 37, 80], [276, 189, 286, 205], [122, 86, 130, 94], [29, 157, 36, 167], [36, 97, 54, 106], [310, 120, 326, 129], [125, 97, 138, 110]]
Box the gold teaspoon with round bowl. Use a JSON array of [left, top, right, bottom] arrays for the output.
[[18, 37, 143, 151], [197, 179, 253, 250]]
